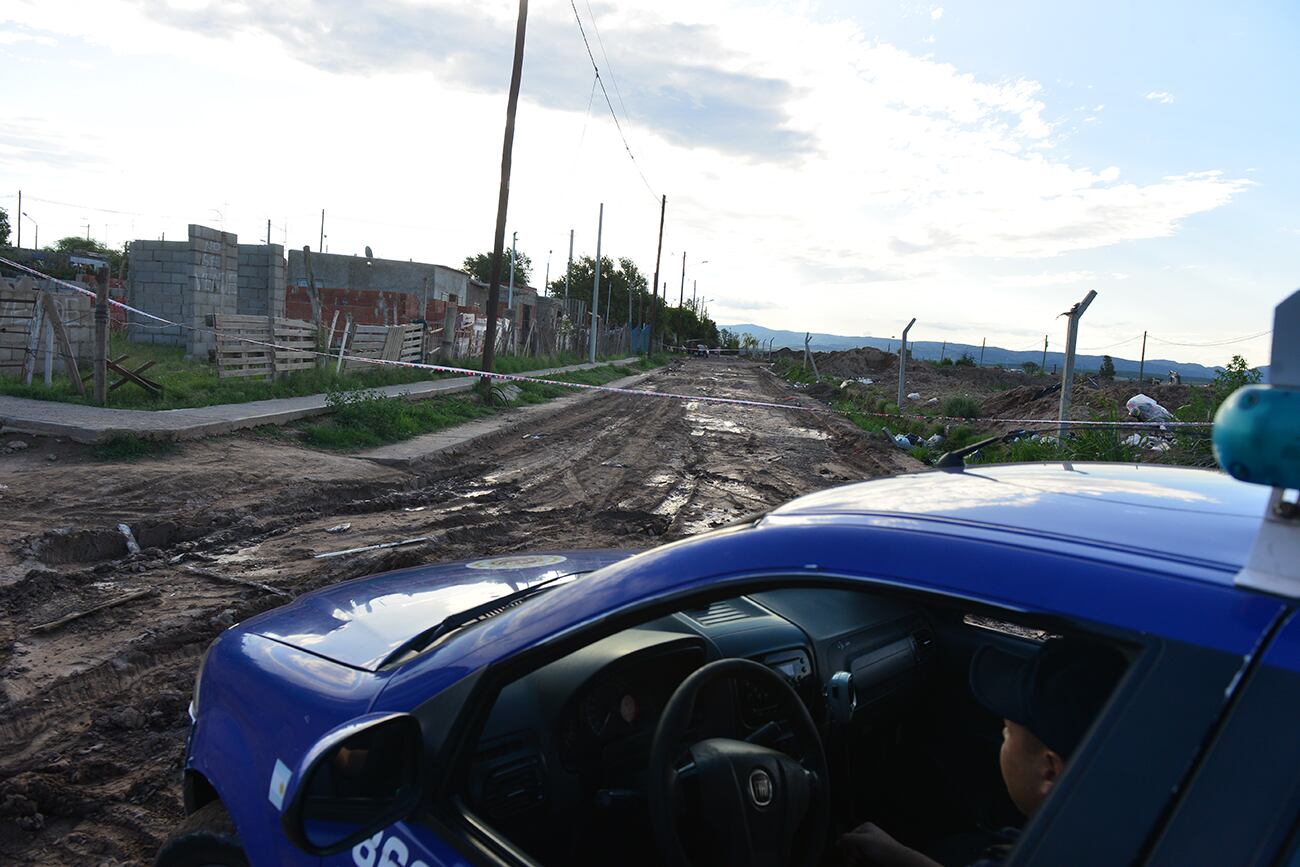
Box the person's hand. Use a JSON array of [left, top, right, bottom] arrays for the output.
[[837, 822, 943, 867]]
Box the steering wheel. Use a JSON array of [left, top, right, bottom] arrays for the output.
[[648, 658, 830, 867]]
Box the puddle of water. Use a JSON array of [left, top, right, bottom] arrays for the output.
[[784, 427, 831, 440]]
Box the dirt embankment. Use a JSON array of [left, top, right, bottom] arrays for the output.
[[0, 358, 912, 865], [778, 346, 1208, 425]]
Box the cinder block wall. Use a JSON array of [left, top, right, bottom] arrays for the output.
[[236, 244, 286, 318], [126, 225, 246, 358], [184, 224, 239, 359]]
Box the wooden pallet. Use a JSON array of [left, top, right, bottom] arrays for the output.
[[346, 324, 422, 370], [214, 314, 319, 380]]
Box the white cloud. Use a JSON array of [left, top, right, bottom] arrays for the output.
[[0, 0, 1259, 364], [1145, 91, 1176, 104], [931, 7, 944, 20]]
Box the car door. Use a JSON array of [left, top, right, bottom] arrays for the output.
[[1142, 607, 1300, 867]]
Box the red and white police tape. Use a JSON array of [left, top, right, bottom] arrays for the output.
[[0, 255, 1212, 429]]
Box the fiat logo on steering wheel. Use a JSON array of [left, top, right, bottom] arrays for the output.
[[748, 768, 774, 807]]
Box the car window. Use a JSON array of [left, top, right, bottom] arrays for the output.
[[1143, 611, 1300, 867]]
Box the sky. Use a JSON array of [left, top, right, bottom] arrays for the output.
[[1, 0, 1295, 367]]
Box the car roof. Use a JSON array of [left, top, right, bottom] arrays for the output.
[[769, 463, 1269, 579]]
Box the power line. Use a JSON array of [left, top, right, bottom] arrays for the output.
[[1148, 329, 1272, 347], [569, 0, 660, 205], [1078, 334, 1143, 351], [583, 0, 633, 124]]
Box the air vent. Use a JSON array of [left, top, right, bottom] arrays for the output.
[[479, 754, 544, 818], [687, 599, 758, 627]]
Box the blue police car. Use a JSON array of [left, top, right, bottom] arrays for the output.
[[158, 299, 1300, 867]]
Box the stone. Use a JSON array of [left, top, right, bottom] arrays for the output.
[[6, 440, 28, 451]]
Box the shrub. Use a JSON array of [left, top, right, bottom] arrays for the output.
[[942, 395, 982, 419]]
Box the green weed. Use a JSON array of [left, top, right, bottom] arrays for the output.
[[92, 434, 179, 461]]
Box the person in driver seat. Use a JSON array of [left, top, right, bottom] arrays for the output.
[[838, 636, 1126, 867]]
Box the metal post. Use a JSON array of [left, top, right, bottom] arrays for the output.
[[979, 337, 986, 367], [649, 195, 665, 352], [1138, 330, 1147, 383], [544, 250, 551, 297], [679, 251, 686, 307], [1058, 290, 1098, 436], [267, 218, 271, 245], [507, 231, 517, 308], [319, 209, 324, 253], [15, 190, 20, 248], [1041, 335, 1048, 373], [93, 267, 108, 405], [897, 318, 916, 408], [479, 0, 529, 378], [565, 230, 573, 301], [589, 203, 603, 364]]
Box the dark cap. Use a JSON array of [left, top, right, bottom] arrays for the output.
[[969, 636, 1126, 760]]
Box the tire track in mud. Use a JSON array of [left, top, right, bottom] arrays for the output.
[[0, 358, 916, 865]]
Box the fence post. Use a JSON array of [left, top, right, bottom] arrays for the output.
[[1058, 290, 1098, 436], [94, 267, 109, 405], [896, 317, 916, 409], [441, 300, 459, 362]]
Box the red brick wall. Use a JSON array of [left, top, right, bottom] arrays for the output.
[[284, 285, 503, 327]]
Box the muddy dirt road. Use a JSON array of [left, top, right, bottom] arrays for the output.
[[0, 358, 914, 865]]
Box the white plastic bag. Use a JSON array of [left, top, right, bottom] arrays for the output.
[[1125, 394, 1174, 423]]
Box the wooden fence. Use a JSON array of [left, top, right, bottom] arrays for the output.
[[212, 315, 319, 380]]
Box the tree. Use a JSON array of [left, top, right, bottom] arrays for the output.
[[462, 249, 532, 288], [0, 207, 10, 247], [1020, 361, 1041, 375], [1099, 355, 1116, 380], [1215, 354, 1262, 395], [547, 255, 650, 328], [955, 352, 976, 367], [51, 235, 125, 273]]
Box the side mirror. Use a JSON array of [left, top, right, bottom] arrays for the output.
[[281, 712, 423, 856]]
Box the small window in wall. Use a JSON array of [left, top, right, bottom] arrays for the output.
[[963, 614, 1055, 642]]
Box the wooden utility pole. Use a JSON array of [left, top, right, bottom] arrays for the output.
[[1138, 330, 1148, 383], [648, 195, 665, 352], [15, 190, 19, 248], [479, 0, 528, 377], [1041, 335, 1048, 374], [979, 337, 986, 367], [93, 267, 109, 405]]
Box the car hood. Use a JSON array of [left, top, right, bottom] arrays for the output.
[[244, 550, 637, 671]]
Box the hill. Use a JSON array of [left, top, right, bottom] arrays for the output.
[[723, 323, 1230, 382]]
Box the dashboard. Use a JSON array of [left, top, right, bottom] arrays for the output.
[[466, 587, 936, 844]]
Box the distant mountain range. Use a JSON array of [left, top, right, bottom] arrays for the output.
[[722, 324, 1243, 383]]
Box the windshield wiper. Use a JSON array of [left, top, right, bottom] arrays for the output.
[[379, 573, 579, 668]]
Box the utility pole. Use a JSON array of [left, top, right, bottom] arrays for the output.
[[319, 209, 324, 253], [1041, 335, 1048, 374], [679, 251, 686, 307], [15, 190, 19, 248], [544, 249, 551, 297], [507, 231, 517, 308], [589, 203, 603, 364], [1138, 330, 1148, 383], [565, 230, 573, 301], [479, 0, 529, 377], [979, 337, 986, 367], [649, 195, 665, 352], [1058, 290, 1098, 436], [267, 219, 272, 245], [692, 279, 697, 309], [940, 340, 947, 362], [897, 317, 917, 409]]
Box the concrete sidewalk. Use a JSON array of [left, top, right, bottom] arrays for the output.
[[358, 368, 661, 466], [0, 358, 641, 444]]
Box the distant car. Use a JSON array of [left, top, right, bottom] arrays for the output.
[[158, 461, 1300, 867]]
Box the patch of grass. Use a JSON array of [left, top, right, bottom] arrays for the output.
[[92, 433, 179, 461], [301, 358, 664, 451], [942, 395, 982, 419], [0, 335, 641, 412]]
